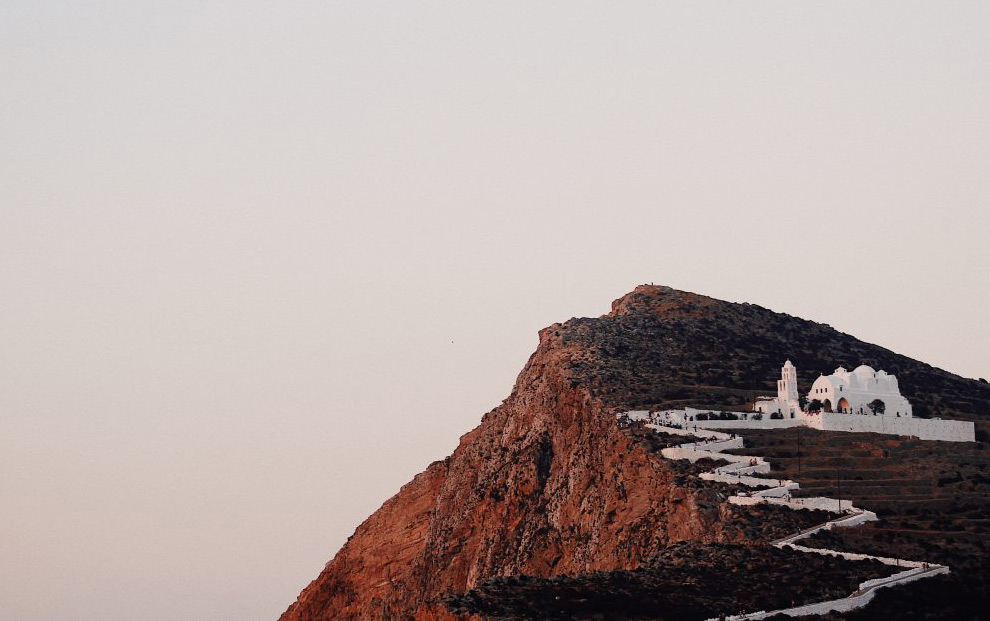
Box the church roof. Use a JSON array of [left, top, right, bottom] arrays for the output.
[[853, 364, 877, 376]]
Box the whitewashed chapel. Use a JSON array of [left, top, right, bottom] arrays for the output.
[[756, 360, 912, 418], [746, 361, 973, 441], [809, 365, 912, 417], [637, 362, 973, 441]]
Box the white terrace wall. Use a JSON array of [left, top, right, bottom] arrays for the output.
[[681, 407, 806, 429], [683, 418, 806, 430], [624, 409, 975, 442], [807, 413, 975, 442]]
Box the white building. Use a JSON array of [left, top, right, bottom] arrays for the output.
[[808, 365, 912, 417], [755, 360, 801, 418]]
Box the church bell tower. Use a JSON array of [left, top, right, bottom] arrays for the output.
[[778, 360, 798, 404]]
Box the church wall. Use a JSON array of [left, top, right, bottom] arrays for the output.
[[807, 413, 974, 442], [830, 390, 912, 416], [808, 377, 912, 416], [755, 400, 786, 415]]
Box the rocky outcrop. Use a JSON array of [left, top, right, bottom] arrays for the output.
[[280, 309, 736, 619], [279, 285, 990, 619], [280, 461, 448, 619]]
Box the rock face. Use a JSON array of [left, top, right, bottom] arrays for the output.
[[281, 310, 726, 619], [279, 285, 990, 620]]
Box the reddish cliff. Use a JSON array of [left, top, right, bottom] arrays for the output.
[[280, 295, 731, 619]]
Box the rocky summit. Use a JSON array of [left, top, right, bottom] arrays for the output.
[[278, 285, 990, 620]]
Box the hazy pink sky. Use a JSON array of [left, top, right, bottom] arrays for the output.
[[2, 2, 988, 619]]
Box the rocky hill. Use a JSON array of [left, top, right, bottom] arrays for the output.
[[562, 286, 988, 426], [279, 285, 990, 620]]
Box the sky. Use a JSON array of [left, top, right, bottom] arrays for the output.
[[1, 2, 988, 619]]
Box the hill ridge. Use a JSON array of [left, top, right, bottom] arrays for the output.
[[278, 285, 989, 619]]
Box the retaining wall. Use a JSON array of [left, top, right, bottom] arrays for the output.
[[680, 418, 807, 430], [625, 409, 975, 442], [807, 413, 975, 442]]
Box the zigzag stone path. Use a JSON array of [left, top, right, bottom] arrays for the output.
[[622, 411, 950, 620]]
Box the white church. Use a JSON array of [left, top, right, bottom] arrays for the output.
[[744, 361, 973, 441], [632, 361, 974, 442], [808, 365, 912, 417], [756, 360, 912, 419]]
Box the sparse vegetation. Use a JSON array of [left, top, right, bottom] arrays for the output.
[[735, 427, 990, 619], [445, 542, 891, 620]]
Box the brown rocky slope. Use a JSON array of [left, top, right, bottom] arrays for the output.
[[279, 285, 989, 620]]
